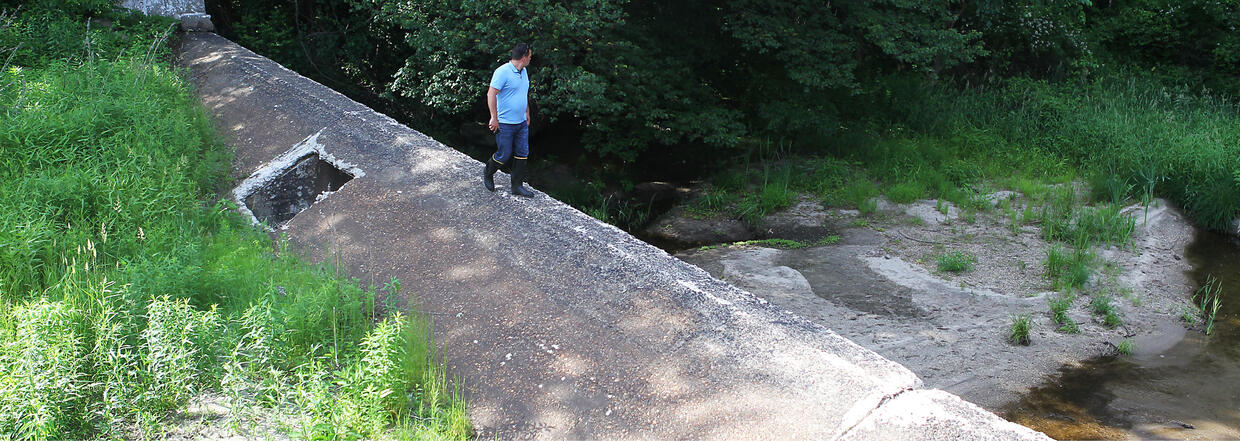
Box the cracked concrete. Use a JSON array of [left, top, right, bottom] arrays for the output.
[[177, 32, 1049, 440]]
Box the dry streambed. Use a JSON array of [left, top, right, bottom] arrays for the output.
[[669, 194, 1198, 412]]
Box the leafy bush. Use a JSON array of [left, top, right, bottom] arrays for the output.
[[0, 300, 88, 439], [141, 296, 223, 412], [887, 181, 926, 204]]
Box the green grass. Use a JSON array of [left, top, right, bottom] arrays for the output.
[[936, 251, 977, 273], [1008, 313, 1032, 346], [698, 235, 840, 251], [841, 181, 880, 209], [1044, 244, 1093, 290], [687, 189, 739, 217], [1048, 294, 1080, 334], [886, 181, 926, 204], [0, 6, 469, 439], [1193, 274, 1224, 335], [1116, 340, 1135, 356], [857, 197, 879, 216], [895, 74, 1240, 233], [1090, 294, 1123, 328]]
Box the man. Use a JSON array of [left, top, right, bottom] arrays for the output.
[[483, 43, 535, 197]]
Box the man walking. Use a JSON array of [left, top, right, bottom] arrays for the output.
[[483, 43, 535, 197]]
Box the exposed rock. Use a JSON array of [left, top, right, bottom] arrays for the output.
[[676, 196, 1198, 419], [904, 199, 959, 226], [642, 205, 752, 248], [629, 181, 691, 206], [985, 190, 1019, 205], [178, 13, 215, 32], [760, 196, 837, 242]]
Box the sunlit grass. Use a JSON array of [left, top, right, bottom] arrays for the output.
[[0, 8, 469, 439]]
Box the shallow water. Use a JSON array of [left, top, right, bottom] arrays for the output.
[[1001, 231, 1240, 440]]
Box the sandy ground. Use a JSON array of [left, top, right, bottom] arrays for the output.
[[675, 195, 1198, 412], [160, 394, 288, 441]]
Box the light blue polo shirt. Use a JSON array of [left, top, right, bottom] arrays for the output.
[[490, 61, 529, 124]]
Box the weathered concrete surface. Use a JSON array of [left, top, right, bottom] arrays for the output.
[[177, 32, 1049, 440], [120, 0, 203, 16], [119, 0, 213, 32]]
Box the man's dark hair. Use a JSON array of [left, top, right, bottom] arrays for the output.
[[511, 43, 532, 60]]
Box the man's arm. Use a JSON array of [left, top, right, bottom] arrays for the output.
[[487, 86, 500, 133]]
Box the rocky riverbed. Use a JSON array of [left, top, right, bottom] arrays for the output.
[[658, 194, 1198, 413]]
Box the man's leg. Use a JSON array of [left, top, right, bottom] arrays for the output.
[[510, 122, 533, 197], [485, 124, 516, 191]]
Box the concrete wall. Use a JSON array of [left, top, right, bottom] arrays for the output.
[[118, 0, 212, 31], [119, 0, 202, 16]]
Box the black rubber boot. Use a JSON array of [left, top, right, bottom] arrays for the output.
[[482, 158, 501, 192], [511, 158, 534, 197]]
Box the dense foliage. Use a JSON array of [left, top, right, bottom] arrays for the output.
[[210, 0, 1240, 230], [0, 3, 469, 439], [212, 0, 986, 160]]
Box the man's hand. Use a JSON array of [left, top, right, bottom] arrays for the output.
[[488, 117, 499, 133]]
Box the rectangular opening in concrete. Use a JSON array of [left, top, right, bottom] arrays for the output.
[[242, 153, 353, 227]]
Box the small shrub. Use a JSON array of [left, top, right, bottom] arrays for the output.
[[937, 251, 977, 273], [1008, 313, 1032, 346], [689, 189, 737, 216], [1192, 274, 1224, 335], [1048, 294, 1077, 333], [737, 195, 765, 227], [887, 181, 925, 204], [758, 179, 795, 214], [1045, 245, 1070, 279], [141, 296, 223, 411], [1014, 178, 1045, 200], [1179, 306, 1199, 325], [1007, 208, 1022, 235], [1045, 245, 1092, 290], [841, 181, 879, 208], [1064, 258, 1091, 289], [0, 299, 87, 438], [1091, 171, 1132, 204], [1104, 310, 1123, 328], [810, 157, 851, 196], [1089, 293, 1113, 316], [1090, 294, 1123, 328], [712, 168, 750, 192], [858, 197, 879, 216], [1116, 340, 1135, 355]]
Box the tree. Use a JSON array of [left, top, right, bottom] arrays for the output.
[[354, 0, 985, 160]]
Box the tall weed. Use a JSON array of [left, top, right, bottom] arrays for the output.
[[0, 6, 468, 438]]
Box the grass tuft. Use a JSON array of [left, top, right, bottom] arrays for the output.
[[936, 251, 977, 273], [1192, 274, 1224, 335], [1008, 313, 1032, 346], [1116, 340, 1135, 356]]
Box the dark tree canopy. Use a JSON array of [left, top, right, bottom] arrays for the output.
[[207, 0, 1240, 159]]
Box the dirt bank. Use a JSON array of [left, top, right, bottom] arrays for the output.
[[673, 196, 1198, 412]]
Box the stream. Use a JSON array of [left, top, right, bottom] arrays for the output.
[[1000, 230, 1240, 440]]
